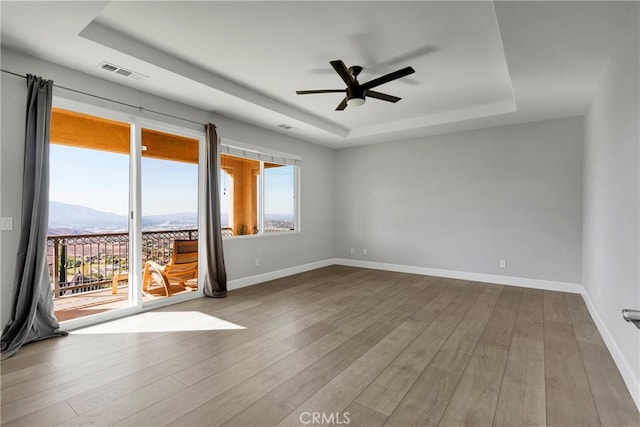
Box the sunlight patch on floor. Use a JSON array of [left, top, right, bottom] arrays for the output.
[[71, 311, 246, 334]]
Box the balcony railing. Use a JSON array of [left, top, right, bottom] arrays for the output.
[[47, 229, 199, 298]]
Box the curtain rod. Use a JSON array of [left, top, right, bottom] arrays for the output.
[[1, 69, 205, 126]]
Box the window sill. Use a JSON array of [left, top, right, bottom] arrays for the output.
[[222, 230, 299, 241]]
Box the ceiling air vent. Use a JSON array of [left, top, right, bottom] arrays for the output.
[[98, 62, 148, 81]]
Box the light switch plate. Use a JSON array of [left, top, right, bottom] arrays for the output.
[[1, 217, 13, 231]]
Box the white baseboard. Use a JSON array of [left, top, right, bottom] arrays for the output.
[[332, 258, 583, 293], [227, 259, 336, 291], [581, 291, 640, 411]]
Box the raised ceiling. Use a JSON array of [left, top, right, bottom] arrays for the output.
[[0, 1, 634, 148]]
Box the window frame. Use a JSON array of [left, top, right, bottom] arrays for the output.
[[219, 139, 301, 239]]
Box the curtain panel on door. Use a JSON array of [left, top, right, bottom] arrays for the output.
[[202, 123, 227, 297], [1, 75, 67, 357]]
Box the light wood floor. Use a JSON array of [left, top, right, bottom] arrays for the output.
[[2, 266, 638, 426]]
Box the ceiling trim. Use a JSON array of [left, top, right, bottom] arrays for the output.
[[349, 99, 517, 139]]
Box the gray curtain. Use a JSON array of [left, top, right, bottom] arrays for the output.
[[1, 75, 67, 357], [202, 123, 227, 297]]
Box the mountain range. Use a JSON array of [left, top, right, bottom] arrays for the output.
[[49, 201, 197, 232]]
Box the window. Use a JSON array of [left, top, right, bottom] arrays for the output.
[[219, 142, 300, 237]]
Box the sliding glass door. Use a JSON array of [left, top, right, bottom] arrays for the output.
[[49, 100, 204, 326]]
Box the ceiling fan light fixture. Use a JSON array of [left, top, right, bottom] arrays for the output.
[[296, 60, 414, 111], [347, 97, 366, 107]]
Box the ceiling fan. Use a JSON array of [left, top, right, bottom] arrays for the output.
[[296, 60, 415, 111]]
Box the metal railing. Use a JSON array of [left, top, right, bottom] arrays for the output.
[[47, 229, 198, 298]]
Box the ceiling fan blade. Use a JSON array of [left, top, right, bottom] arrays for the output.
[[296, 89, 345, 94], [335, 97, 348, 111], [362, 66, 415, 90], [366, 90, 401, 103], [330, 60, 355, 86]]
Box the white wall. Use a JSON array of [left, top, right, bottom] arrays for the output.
[[0, 49, 335, 326], [0, 64, 27, 327], [583, 4, 640, 405], [334, 117, 584, 285]]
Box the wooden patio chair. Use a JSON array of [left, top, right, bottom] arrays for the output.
[[143, 239, 198, 296]]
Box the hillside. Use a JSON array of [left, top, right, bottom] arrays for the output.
[[49, 201, 127, 230], [49, 201, 197, 233]]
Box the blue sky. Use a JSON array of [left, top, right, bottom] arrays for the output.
[[265, 165, 295, 214], [51, 144, 198, 216], [50, 145, 294, 216]]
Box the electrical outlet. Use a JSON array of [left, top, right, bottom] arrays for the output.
[[499, 259, 506, 268], [1, 217, 13, 231], [363, 248, 368, 255], [350, 248, 355, 255], [255, 258, 260, 266]]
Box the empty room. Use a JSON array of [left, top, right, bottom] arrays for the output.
[[1, 1, 639, 426]]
